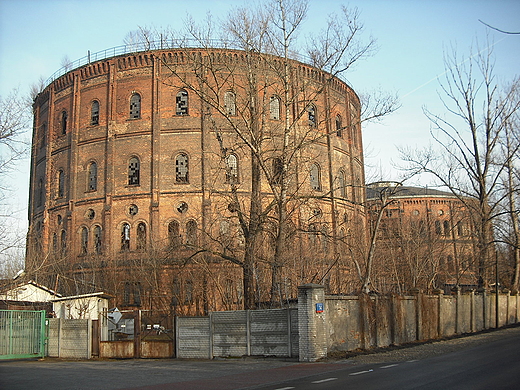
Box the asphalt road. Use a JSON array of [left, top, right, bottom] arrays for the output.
[[1, 326, 519, 390]]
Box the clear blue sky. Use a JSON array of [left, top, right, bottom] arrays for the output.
[[0, 0, 519, 246]]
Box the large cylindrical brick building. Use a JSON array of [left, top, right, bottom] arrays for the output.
[[28, 47, 366, 312]]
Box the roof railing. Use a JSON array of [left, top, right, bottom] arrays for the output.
[[44, 39, 308, 86]]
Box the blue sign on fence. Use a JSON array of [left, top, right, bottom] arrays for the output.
[[315, 303, 324, 313]]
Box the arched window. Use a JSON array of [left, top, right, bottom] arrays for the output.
[[52, 233, 58, 254], [136, 222, 147, 250], [57, 170, 65, 198], [168, 220, 181, 247], [310, 163, 321, 191], [336, 115, 342, 137], [128, 157, 140, 186], [270, 95, 280, 120], [338, 170, 346, 198], [121, 223, 130, 251], [94, 225, 102, 254], [91, 100, 100, 125], [176, 89, 189, 115], [61, 111, 68, 135], [81, 227, 89, 255], [225, 154, 239, 184], [130, 93, 141, 119], [272, 157, 283, 185], [175, 153, 189, 183], [60, 230, 67, 256], [186, 220, 198, 246], [307, 104, 317, 127], [40, 123, 46, 149], [88, 162, 97, 191], [224, 91, 236, 116], [435, 220, 442, 235]]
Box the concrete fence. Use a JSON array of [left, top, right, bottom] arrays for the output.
[[298, 284, 520, 361], [41, 285, 520, 361], [176, 308, 298, 359], [47, 318, 92, 359]]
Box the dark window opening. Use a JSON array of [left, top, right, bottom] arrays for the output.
[[310, 163, 321, 191], [307, 104, 316, 127], [176, 89, 189, 115], [88, 162, 97, 191], [128, 157, 140, 186], [272, 157, 283, 185], [225, 154, 239, 184], [61, 111, 68, 135], [168, 220, 181, 247], [94, 226, 102, 254], [136, 222, 146, 250], [91, 100, 100, 125], [121, 223, 130, 251], [175, 153, 189, 183], [130, 93, 141, 119], [336, 115, 342, 137], [186, 220, 198, 246], [81, 227, 89, 255], [57, 170, 65, 198]]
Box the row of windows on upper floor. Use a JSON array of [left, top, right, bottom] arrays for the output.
[[38, 90, 354, 146], [52, 219, 200, 256], [36, 154, 360, 208]]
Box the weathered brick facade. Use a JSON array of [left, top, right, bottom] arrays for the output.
[[27, 48, 366, 312]]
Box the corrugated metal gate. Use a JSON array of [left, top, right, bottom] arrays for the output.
[[0, 310, 46, 360]]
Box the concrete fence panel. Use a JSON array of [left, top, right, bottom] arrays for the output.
[[176, 317, 210, 359]]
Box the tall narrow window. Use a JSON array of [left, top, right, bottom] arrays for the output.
[[336, 115, 342, 137], [94, 225, 102, 254], [88, 162, 97, 191], [121, 223, 130, 251], [435, 220, 442, 235], [443, 220, 450, 236], [272, 157, 283, 185], [57, 170, 65, 198], [37, 178, 44, 207], [136, 222, 146, 250], [81, 227, 89, 255], [168, 220, 181, 247], [61, 111, 68, 135], [225, 154, 238, 184], [186, 220, 198, 246], [91, 100, 100, 125], [175, 153, 189, 183], [269, 95, 280, 120], [130, 93, 141, 119], [128, 157, 140, 186], [52, 233, 58, 254], [40, 124, 46, 149], [176, 89, 189, 115], [224, 91, 236, 116], [338, 170, 346, 198], [310, 163, 321, 191], [60, 230, 67, 256], [307, 104, 317, 127]]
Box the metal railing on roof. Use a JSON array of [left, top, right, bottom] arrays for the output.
[[44, 39, 311, 87]]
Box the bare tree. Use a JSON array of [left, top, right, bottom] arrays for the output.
[[0, 89, 29, 272], [399, 42, 520, 289]]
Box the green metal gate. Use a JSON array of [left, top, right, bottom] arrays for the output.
[[0, 310, 46, 360]]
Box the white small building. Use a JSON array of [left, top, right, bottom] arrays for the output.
[[52, 292, 113, 320], [0, 280, 61, 302]]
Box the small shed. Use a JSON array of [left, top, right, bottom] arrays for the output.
[[52, 292, 113, 320]]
